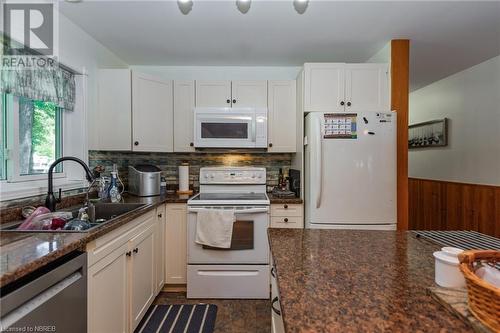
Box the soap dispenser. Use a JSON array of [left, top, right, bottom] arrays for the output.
[[108, 164, 121, 203]]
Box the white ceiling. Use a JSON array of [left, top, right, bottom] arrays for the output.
[[60, 1, 500, 91]]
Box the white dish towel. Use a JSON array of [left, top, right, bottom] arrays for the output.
[[195, 209, 235, 249]]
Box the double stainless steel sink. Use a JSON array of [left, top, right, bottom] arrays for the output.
[[2, 202, 146, 233]]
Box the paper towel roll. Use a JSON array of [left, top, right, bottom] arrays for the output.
[[179, 164, 189, 192]]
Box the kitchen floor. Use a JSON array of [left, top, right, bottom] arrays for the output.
[[153, 292, 271, 333]]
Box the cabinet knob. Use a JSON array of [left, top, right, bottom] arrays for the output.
[[347, 101, 352, 107], [284, 218, 289, 223], [284, 204, 288, 209], [232, 99, 236, 104], [340, 101, 345, 106], [126, 251, 132, 257], [158, 213, 162, 218], [226, 99, 231, 104], [134, 141, 139, 146], [133, 248, 139, 254], [268, 143, 273, 148], [190, 142, 194, 147]]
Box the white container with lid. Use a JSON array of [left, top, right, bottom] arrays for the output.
[[433, 249, 466, 288]]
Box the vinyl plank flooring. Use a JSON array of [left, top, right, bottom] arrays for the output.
[[153, 292, 271, 333]]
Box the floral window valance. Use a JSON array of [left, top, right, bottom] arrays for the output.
[[0, 35, 76, 111], [0, 66, 76, 111]]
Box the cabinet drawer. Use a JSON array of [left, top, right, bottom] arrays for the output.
[[270, 216, 303, 228], [271, 204, 303, 217]]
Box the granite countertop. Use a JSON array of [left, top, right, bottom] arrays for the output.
[[267, 193, 303, 204], [268, 229, 473, 333], [0, 193, 191, 288]]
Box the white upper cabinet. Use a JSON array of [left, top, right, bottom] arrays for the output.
[[132, 72, 173, 152], [231, 81, 268, 107], [268, 81, 296, 152], [345, 64, 389, 112], [303, 63, 390, 113], [304, 63, 345, 112], [97, 69, 132, 150], [173, 80, 196, 152], [195, 80, 232, 107], [196, 80, 267, 107]]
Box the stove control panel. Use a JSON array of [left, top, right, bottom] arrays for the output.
[[199, 167, 266, 184]]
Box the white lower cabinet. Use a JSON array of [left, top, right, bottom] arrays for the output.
[[165, 204, 187, 284], [271, 264, 285, 333], [129, 224, 156, 331], [87, 208, 165, 333], [155, 205, 166, 292], [270, 203, 304, 229], [88, 243, 129, 333]]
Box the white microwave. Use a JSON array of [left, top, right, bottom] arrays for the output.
[[194, 107, 268, 148]]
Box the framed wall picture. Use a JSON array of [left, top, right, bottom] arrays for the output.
[[409, 118, 448, 149]]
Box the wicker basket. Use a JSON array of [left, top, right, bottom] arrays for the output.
[[458, 250, 500, 332]]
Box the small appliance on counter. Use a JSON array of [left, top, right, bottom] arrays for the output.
[[128, 164, 161, 197]]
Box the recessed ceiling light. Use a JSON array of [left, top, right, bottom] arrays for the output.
[[293, 0, 309, 14], [236, 0, 251, 14], [178, 0, 193, 15]]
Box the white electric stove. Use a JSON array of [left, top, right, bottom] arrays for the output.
[[187, 167, 270, 299]]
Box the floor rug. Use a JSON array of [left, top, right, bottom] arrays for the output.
[[135, 304, 218, 333]]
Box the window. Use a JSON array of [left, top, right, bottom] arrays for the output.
[[2, 93, 63, 182]]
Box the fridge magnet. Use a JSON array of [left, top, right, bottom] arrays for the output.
[[324, 113, 357, 139]]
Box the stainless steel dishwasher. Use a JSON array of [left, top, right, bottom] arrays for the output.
[[0, 252, 87, 332]]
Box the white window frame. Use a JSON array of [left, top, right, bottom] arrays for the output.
[[0, 72, 89, 201], [5, 94, 66, 183]]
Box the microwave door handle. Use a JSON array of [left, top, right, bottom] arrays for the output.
[[315, 116, 322, 209]]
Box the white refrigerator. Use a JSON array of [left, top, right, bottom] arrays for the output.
[[304, 112, 397, 230]]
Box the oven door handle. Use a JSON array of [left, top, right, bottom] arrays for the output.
[[188, 207, 269, 214]]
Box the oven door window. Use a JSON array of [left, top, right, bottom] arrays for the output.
[[201, 122, 249, 139], [203, 220, 254, 250]]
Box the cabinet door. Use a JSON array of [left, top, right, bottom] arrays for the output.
[[231, 80, 268, 107], [132, 71, 173, 152], [173, 80, 196, 152], [268, 81, 296, 152], [345, 64, 390, 112], [195, 80, 231, 107], [165, 204, 187, 284], [130, 223, 156, 331], [97, 69, 131, 150], [155, 205, 166, 292], [304, 63, 345, 112], [88, 243, 129, 333]]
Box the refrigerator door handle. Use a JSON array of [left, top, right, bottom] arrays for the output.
[[314, 116, 322, 209]]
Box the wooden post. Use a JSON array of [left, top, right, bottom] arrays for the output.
[[391, 39, 410, 231]]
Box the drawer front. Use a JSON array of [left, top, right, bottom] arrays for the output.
[[270, 216, 303, 228], [187, 265, 269, 299], [271, 204, 303, 217]]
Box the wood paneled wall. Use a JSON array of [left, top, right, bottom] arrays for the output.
[[391, 40, 410, 230], [409, 178, 500, 238]]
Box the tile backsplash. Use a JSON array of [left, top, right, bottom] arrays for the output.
[[0, 151, 293, 222], [89, 150, 293, 192]]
